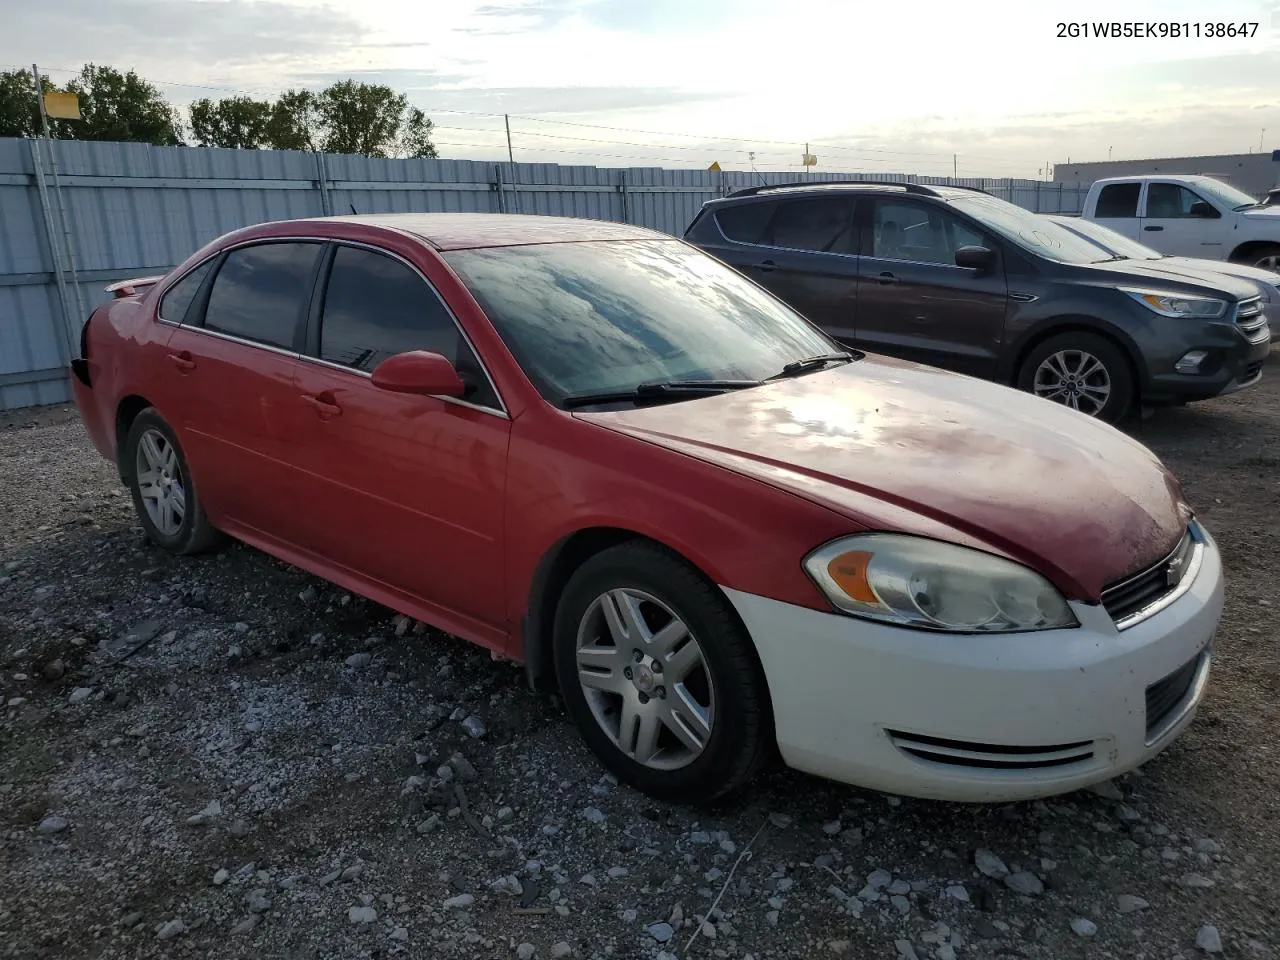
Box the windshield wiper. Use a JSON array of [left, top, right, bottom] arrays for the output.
[[561, 379, 762, 409], [767, 351, 859, 380]]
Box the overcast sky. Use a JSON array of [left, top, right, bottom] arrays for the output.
[[5, 0, 1280, 177]]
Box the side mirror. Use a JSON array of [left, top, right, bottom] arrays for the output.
[[1189, 200, 1218, 218], [955, 245, 997, 272], [370, 350, 466, 398]]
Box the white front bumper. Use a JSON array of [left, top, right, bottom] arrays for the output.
[[723, 531, 1223, 802]]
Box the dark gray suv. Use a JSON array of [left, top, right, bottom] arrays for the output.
[[684, 181, 1271, 421]]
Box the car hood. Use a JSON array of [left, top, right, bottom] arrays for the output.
[[1241, 205, 1280, 218], [1160, 256, 1280, 286], [576, 357, 1191, 602], [1074, 258, 1262, 299]]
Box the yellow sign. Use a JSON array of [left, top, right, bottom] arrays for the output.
[[707, 161, 722, 171], [801, 152, 817, 167], [43, 90, 81, 120]]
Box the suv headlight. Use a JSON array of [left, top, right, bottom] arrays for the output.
[[1120, 287, 1228, 319], [803, 534, 1078, 632]]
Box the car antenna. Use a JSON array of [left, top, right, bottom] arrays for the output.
[[349, 203, 359, 215]]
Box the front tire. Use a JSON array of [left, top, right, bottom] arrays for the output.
[[1234, 244, 1280, 272], [1017, 331, 1135, 423], [123, 409, 224, 554], [552, 541, 773, 806]]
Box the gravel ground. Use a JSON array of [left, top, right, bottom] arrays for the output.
[[2, 353, 1278, 960]]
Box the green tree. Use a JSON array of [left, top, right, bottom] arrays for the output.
[[190, 96, 273, 149], [64, 64, 183, 145], [314, 80, 437, 158], [265, 89, 319, 151], [0, 69, 44, 138]]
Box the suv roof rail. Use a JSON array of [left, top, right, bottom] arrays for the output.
[[724, 179, 945, 199]]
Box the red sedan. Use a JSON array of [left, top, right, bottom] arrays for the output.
[[70, 213, 1222, 805]]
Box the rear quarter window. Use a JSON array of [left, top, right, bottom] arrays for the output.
[[715, 202, 777, 244], [158, 260, 214, 324], [1095, 183, 1140, 218]]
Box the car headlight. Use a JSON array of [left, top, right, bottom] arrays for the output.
[[1120, 287, 1228, 319], [803, 534, 1078, 633]]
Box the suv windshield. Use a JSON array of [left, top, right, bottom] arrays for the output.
[[1193, 178, 1259, 211], [951, 195, 1115, 264], [444, 240, 840, 406], [1048, 216, 1162, 260]]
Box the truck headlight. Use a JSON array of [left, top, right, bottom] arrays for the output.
[[803, 534, 1078, 632], [1121, 287, 1228, 319]]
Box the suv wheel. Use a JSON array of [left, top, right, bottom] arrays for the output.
[[552, 541, 773, 806], [1017, 332, 1134, 423], [1240, 244, 1280, 272]]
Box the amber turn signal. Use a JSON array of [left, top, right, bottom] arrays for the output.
[[826, 550, 879, 604]]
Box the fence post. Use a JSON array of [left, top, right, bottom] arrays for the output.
[[507, 162, 521, 214], [493, 164, 507, 213], [28, 137, 75, 366], [618, 169, 630, 223], [314, 151, 332, 216]]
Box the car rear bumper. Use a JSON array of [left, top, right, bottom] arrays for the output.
[[722, 529, 1223, 802], [69, 361, 115, 462]]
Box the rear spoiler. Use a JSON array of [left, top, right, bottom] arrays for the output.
[[104, 276, 166, 299]]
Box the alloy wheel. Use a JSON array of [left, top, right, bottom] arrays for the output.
[[574, 587, 715, 771], [1254, 253, 1280, 272], [1032, 349, 1112, 416], [135, 428, 186, 536]]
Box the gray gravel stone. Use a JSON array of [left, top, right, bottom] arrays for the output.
[[348, 906, 377, 923], [975, 848, 1009, 878], [345, 653, 372, 669], [647, 922, 674, 943], [1087, 779, 1125, 801], [894, 940, 919, 960], [443, 893, 475, 909], [1197, 925, 1223, 953], [890, 895, 911, 915], [945, 884, 969, 902], [156, 919, 185, 940], [1117, 894, 1149, 913], [550, 943, 572, 958], [1181, 873, 1216, 889], [37, 815, 69, 834], [1004, 871, 1044, 896], [230, 915, 260, 935], [516, 944, 536, 960], [462, 715, 487, 738], [69, 687, 93, 703], [582, 806, 605, 824], [1071, 918, 1098, 937]]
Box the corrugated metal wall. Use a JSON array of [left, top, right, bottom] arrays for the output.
[[0, 137, 1089, 411]]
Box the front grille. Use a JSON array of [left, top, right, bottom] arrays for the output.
[[1145, 654, 1202, 739], [1236, 298, 1271, 343], [887, 731, 1096, 770], [1237, 296, 1263, 319], [1101, 529, 1195, 627]]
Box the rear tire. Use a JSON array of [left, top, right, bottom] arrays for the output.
[[123, 409, 225, 555], [1017, 331, 1135, 423], [552, 541, 773, 806]]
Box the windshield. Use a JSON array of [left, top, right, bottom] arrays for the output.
[[1048, 216, 1162, 260], [444, 240, 839, 406], [950, 195, 1116, 264], [1193, 178, 1258, 211]]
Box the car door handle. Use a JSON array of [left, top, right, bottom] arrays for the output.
[[166, 351, 196, 372], [1143, 225, 1164, 232], [301, 393, 342, 419], [756, 259, 777, 272], [875, 272, 899, 285]]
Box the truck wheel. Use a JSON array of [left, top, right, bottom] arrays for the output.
[[1238, 244, 1280, 272], [1017, 332, 1134, 423]]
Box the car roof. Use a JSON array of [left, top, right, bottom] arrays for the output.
[[312, 213, 670, 251]]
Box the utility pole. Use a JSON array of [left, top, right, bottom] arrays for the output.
[[953, 153, 957, 179], [504, 113, 514, 164]]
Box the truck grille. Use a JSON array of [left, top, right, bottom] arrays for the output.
[[1100, 528, 1196, 628]]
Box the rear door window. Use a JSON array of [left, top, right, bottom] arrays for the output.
[[766, 198, 855, 254], [317, 245, 500, 408], [1095, 183, 1141, 218], [715, 202, 777, 244], [202, 242, 322, 349]]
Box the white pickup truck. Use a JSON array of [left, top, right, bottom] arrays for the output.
[[1079, 174, 1280, 271]]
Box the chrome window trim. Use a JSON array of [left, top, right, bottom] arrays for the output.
[[157, 235, 510, 418]]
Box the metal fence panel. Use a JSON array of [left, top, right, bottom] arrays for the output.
[[0, 136, 1088, 410]]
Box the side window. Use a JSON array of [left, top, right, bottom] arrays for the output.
[[1146, 183, 1216, 218], [716, 202, 776, 244], [203, 242, 321, 349], [1095, 183, 1140, 218], [319, 245, 500, 408], [767, 198, 854, 253], [873, 201, 984, 265], [157, 260, 214, 324]]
